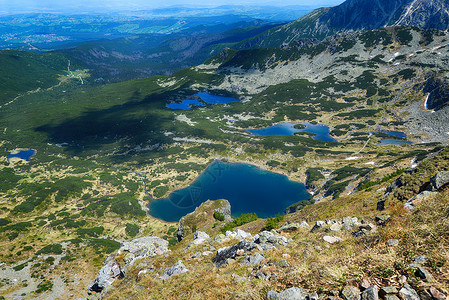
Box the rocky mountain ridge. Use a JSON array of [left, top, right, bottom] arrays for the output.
[[237, 0, 449, 48]]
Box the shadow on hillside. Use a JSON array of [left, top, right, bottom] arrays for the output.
[[35, 89, 179, 157]]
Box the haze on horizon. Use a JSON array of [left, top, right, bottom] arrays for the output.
[[0, 0, 345, 14]]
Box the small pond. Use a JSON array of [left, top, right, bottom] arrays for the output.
[[7, 149, 36, 162], [148, 160, 310, 222], [248, 122, 337, 142], [166, 92, 240, 110], [380, 130, 407, 138], [378, 139, 413, 145]]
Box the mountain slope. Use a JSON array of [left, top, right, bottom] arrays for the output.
[[238, 0, 449, 48]]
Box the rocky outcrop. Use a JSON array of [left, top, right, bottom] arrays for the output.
[[87, 255, 123, 294], [177, 199, 231, 241], [429, 171, 449, 191], [213, 240, 257, 268], [87, 236, 168, 294]]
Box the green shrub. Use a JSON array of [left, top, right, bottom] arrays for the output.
[[213, 211, 225, 221], [88, 238, 120, 254], [125, 223, 139, 237], [221, 213, 258, 233], [36, 280, 53, 293], [36, 244, 63, 255], [0, 218, 11, 227], [263, 214, 284, 231], [76, 226, 104, 237]]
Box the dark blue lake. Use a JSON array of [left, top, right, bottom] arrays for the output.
[[7, 149, 36, 161], [166, 93, 239, 110], [379, 139, 413, 145], [148, 160, 310, 222], [194, 92, 239, 104], [166, 99, 205, 110], [248, 122, 337, 142], [380, 130, 407, 138]]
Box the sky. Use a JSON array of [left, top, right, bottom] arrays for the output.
[[0, 0, 345, 14]]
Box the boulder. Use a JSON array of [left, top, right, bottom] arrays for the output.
[[213, 240, 257, 267], [385, 296, 400, 300], [194, 231, 210, 240], [311, 221, 326, 232], [386, 239, 399, 246], [276, 259, 290, 268], [120, 236, 169, 258], [375, 215, 391, 225], [416, 266, 433, 281], [267, 287, 307, 300], [429, 171, 449, 191], [235, 229, 252, 239], [242, 253, 264, 266], [253, 231, 288, 247], [214, 233, 229, 244], [404, 191, 437, 210], [379, 286, 398, 298], [188, 231, 210, 247], [341, 285, 361, 300], [299, 221, 311, 229], [330, 223, 343, 231], [399, 284, 419, 300], [87, 255, 123, 294], [323, 235, 342, 244], [429, 287, 447, 300], [277, 223, 300, 233], [160, 260, 188, 280], [361, 285, 378, 300]]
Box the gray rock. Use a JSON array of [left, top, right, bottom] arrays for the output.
[[323, 235, 342, 244], [330, 223, 343, 231], [414, 255, 427, 264], [253, 231, 288, 247], [375, 215, 391, 224], [120, 236, 169, 258], [235, 229, 252, 239], [276, 259, 290, 268], [399, 284, 419, 300], [194, 231, 210, 240], [311, 221, 326, 232], [277, 223, 300, 233], [429, 287, 447, 300], [242, 252, 265, 266], [416, 266, 433, 281], [429, 171, 449, 191], [267, 287, 307, 300], [386, 239, 399, 246], [361, 285, 378, 300], [379, 286, 398, 297], [160, 261, 188, 280], [214, 233, 229, 243], [359, 278, 371, 291], [404, 191, 438, 210], [87, 255, 123, 293], [308, 292, 319, 300], [341, 285, 361, 300], [213, 240, 257, 267], [385, 296, 400, 300], [299, 221, 311, 229]]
